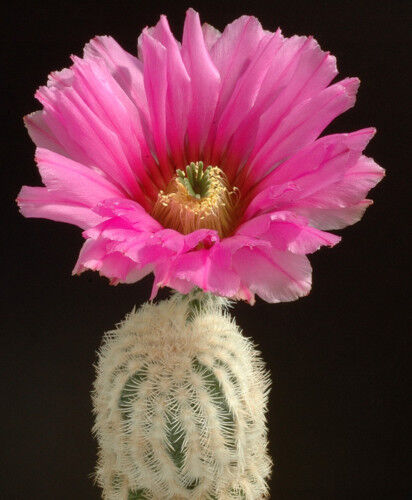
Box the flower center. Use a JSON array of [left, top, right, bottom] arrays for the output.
[[176, 161, 212, 199], [152, 162, 238, 238]]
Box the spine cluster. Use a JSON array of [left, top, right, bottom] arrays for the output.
[[93, 293, 271, 499]]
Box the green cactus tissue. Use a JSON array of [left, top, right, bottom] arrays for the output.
[[93, 294, 271, 499]]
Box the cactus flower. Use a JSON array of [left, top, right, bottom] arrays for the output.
[[17, 8, 384, 303]]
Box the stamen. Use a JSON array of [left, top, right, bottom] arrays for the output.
[[151, 162, 239, 238]]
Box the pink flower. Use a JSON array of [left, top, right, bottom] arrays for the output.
[[17, 9, 384, 303]]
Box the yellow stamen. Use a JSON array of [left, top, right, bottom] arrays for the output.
[[151, 163, 239, 238]]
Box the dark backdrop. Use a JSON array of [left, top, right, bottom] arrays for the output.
[[2, 0, 410, 498]]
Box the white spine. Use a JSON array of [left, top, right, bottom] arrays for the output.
[[93, 293, 272, 499]]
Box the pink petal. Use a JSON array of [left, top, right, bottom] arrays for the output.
[[202, 22, 221, 51], [69, 55, 160, 199], [237, 211, 341, 254], [36, 78, 150, 208], [181, 8, 221, 159], [83, 35, 149, 122], [223, 35, 337, 179], [173, 245, 240, 296], [295, 200, 374, 230], [84, 36, 163, 188], [148, 16, 192, 169], [151, 261, 195, 298], [232, 246, 312, 303], [239, 78, 360, 191], [255, 36, 337, 111], [17, 186, 102, 229], [24, 111, 66, 156], [243, 130, 384, 231], [211, 30, 283, 164], [34, 147, 124, 206], [244, 128, 376, 219], [74, 238, 152, 284], [206, 15, 266, 161], [328, 154, 385, 205], [140, 30, 173, 182], [91, 198, 161, 231]]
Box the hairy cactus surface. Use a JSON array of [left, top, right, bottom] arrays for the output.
[[93, 293, 271, 499]]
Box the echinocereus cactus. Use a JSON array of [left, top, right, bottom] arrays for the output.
[[94, 293, 271, 499], [17, 7, 384, 500]]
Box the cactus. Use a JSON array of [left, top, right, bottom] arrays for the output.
[[93, 292, 272, 499]]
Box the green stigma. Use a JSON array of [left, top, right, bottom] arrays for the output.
[[176, 161, 212, 199]]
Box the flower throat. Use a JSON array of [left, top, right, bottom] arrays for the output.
[[152, 162, 238, 238]]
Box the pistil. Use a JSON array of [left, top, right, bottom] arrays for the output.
[[152, 162, 239, 238], [176, 162, 212, 199]]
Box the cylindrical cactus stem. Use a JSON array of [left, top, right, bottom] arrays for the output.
[[93, 291, 272, 499]]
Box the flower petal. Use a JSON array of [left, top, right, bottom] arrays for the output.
[[34, 147, 124, 205], [295, 200, 374, 230], [207, 15, 266, 161], [69, 55, 160, 199], [202, 22, 221, 51], [237, 211, 341, 254], [171, 245, 240, 296], [17, 186, 102, 229], [147, 16, 192, 169], [223, 36, 337, 179], [181, 8, 221, 159], [243, 128, 384, 229], [73, 237, 153, 284], [140, 30, 174, 182], [240, 77, 360, 190], [211, 30, 283, 165], [35, 69, 151, 207], [24, 111, 66, 155], [232, 246, 312, 303], [83, 35, 149, 122]]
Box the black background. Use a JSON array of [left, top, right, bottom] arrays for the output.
[[2, 0, 410, 498]]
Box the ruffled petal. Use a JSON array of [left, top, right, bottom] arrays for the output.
[[170, 245, 240, 296], [151, 261, 195, 298], [17, 186, 102, 229], [244, 129, 384, 230], [76, 198, 220, 290], [90, 198, 162, 232], [73, 237, 153, 284], [237, 211, 340, 254], [34, 148, 124, 206], [232, 246, 312, 303]]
